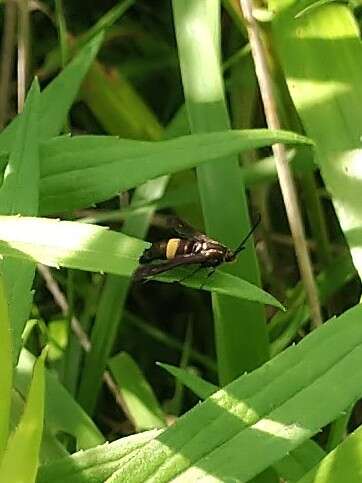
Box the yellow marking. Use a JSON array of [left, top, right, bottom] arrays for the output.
[[166, 238, 180, 259]]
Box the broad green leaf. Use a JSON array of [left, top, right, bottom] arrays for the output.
[[37, 429, 162, 483], [0, 274, 11, 458], [0, 215, 283, 309], [15, 349, 104, 450], [159, 362, 324, 481], [0, 348, 46, 483], [109, 352, 165, 431], [103, 305, 362, 482], [37, 304, 362, 482], [0, 32, 104, 152], [157, 362, 218, 400], [0, 80, 40, 363], [296, 425, 362, 483], [271, 2, 362, 281], [39, 129, 311, 214]]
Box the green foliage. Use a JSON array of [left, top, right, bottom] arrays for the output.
[[0, 1, 361, 482], [0, 348, 46, 483], [39, 129, 309, 214], [109, 352, 166, 431], [37, 305, 362, 481], [0, 274, 12, 457]]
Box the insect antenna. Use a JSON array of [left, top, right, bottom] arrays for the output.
[[233, 214, 261, 257]]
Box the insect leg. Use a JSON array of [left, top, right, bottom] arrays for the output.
[[200, 268, 216, 289], [177, 264, 204, 284]]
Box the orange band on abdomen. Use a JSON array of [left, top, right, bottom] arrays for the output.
[[166, 238, 180, 259]]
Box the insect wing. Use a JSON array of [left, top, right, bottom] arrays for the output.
[[167, 216, 208, 242], [134, 253, 207, 281]]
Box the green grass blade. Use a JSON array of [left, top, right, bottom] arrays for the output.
[[0, 80, 40, 363], [0, 216, 283, 309], [172, 0, 269, 384], [0, 348, 46, 483], [0, 32, 104, 151], [0, 274, 12, 459], [55, 0, 69, 66], [0, 80, 40, 214], [39, 304, 362, 482], [157, 362, 218, 400], [80, 62, 163, 141], [109, 352, 166, 431], [159, 362, 325, 481], [106, 304, 362, 481], [78, 0, 134, 48], [39, 129, 311, 214], [10, 390, 68, 462], [15, 349, 104, 450]]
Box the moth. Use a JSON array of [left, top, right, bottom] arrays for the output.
[[134, 215, 261, 283]]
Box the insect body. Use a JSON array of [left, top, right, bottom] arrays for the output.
[[134, 215, 260, 282]]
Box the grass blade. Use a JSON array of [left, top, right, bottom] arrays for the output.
[[0, 274, 12, 459], [172, 0, 268, 384], [38, 304, 362, 482], [0, 348, 46, 483], [271, 1, 362, 282], [0, 216, 283, 309], [0, 32, 104, 151], [109, 352, 166, 431], [0, 80, 40, 363], [39, 129, 311, 214]]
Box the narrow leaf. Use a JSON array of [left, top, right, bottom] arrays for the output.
[[109, 352, 166, 431], [157, 362, 218, 400], [271, 2, 362, 282], [0, 274, 12, 458], [0, 216, 283, 309], [296, 425, 362, 483], [39, 129, 312, 214], [102, 304, 362, 482], [0, 348, 46, 483], [0, 32, 104, 151], [0, 80, 40, 363], [15, 349, 104, 450]]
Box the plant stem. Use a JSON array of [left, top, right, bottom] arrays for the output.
[[239, 0, 322, 327], [17, 0, 30, 112], [0, 0, 17, 127]]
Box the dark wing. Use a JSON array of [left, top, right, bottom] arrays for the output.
[[134, 253, 207, 282], [166, 215, 209, 242]]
